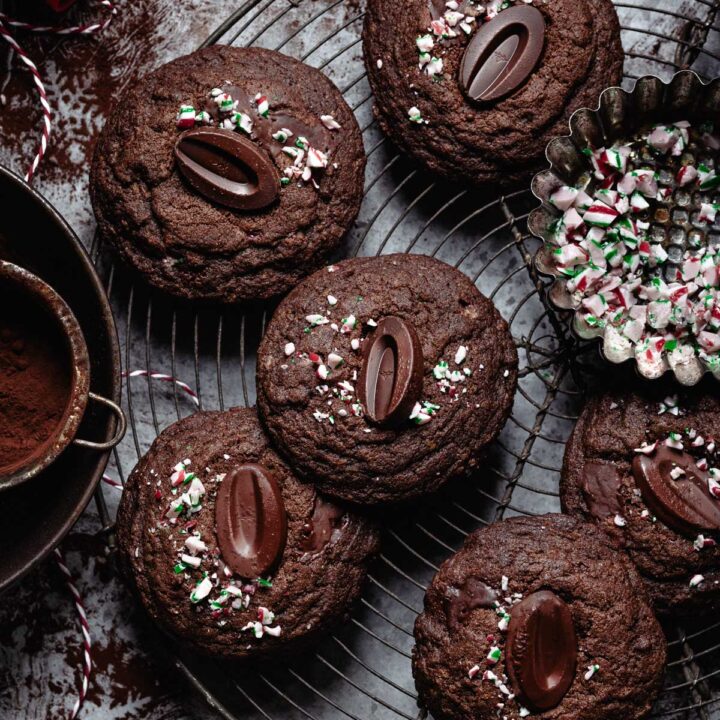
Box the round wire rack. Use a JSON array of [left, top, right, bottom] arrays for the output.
[[91, 1, 720, 718]]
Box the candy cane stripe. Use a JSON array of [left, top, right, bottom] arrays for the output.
[[101, 370, 200, 492], [123, 370, 200, 406], [0, 1, 116, 182], [53, 548, 92, 720], [0, 2, 116, 36]]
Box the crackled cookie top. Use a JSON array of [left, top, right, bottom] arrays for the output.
[[116, 407, 379, 660], [257, 254, 518, 505], [562, 383, 720, 614], [413, 515, 666, 720], [91, 46, 366, 302]]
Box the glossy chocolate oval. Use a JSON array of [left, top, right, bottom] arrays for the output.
[[632, 446, 720, 536], [459, 5, 545, 103], [357, 316, 423, 426], [174, 127, 279, 211], [506, 590, 577, 712], [215, 463, 287, 578]]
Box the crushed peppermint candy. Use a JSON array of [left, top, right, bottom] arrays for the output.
[[176, 105, 196, 129], [689, 574, 705, 588], [658, 394, 681, 415], [254, 93, 270, 117], [413, 0, 542, 80], [176, 85, 339, 192], [694, 534, 717, 551], [486, 646, 502, 665], [584, 663, 600, 681], [158, 453, 282, 637], [190, 575, 213, 604], [408, 106, 426, 124], [320, 114, 341, 130], [410, 400, 441, 425], [543, 119, 720, 385]]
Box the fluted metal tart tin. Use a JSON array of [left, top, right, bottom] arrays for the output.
[[529, 70, 720, 385]]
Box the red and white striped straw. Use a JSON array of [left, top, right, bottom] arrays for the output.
[[0, 1, 116, 182], [53, 548, 92, 720], [0, 1, 116, 35], [123, 370, 200, 406]]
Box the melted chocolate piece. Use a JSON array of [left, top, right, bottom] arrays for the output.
[[582, 462, 623, 520], [632, 445, 720, 537], [357, 316, 423, 426], [174, 128, 279, 210], [215, 464, 288, 578], [444, 578, 499, 629], [506, 590, 577, 712], [459, 5, 545, 103], [299, 494, 346, 553]]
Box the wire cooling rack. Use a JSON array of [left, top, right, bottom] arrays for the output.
[[89, 1, 720, 718]]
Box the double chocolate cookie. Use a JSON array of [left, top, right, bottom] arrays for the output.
[[363, 0, 624, 186], [413, 514, 666, 720], [115, 407, 380, 660], [256, 254, 518, 505], [562, 382, 720, 615], [91, 46, 366, 303]]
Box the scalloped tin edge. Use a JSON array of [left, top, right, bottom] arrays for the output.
[[528, 70, 720, 386]]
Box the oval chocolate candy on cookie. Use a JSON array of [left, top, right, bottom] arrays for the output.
[[357, 316, 423, 426], [633, 445, 720, 537], [458, 5, 545, 103], [215, 463, 288, 577], [174, 127, 279, 211], [506, 590, 577, 712]]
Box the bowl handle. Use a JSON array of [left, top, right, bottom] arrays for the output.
[[72, 393, 127, 451]]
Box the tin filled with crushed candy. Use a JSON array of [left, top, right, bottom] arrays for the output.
[[530, 71, 720, 386]]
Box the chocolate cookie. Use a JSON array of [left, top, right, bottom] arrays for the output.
[[562, 382, 720, 615], [90, 46, 366, 303], [413, 514, 666, 720], [115, 407, 380, 660], [256, 254, 518, 505], [362, 0, 623, 186]]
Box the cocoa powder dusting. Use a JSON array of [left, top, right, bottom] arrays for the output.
[[0, 289, 72, 472]]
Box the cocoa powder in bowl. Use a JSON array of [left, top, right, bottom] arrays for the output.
[[0, 279, 74, 474]]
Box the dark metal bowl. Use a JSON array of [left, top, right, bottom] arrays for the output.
[[0, 164, 122, 591], [0, 260, 125, 489]]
